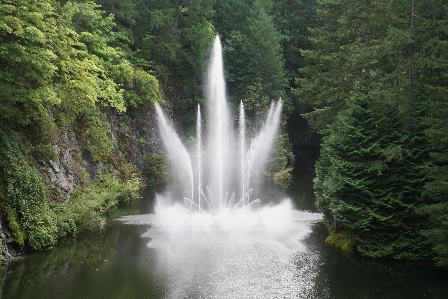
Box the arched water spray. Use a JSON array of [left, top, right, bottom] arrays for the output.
[[246, 100, 283, 192], [155, 35, 282, 215], [154, 104, 194, 203]]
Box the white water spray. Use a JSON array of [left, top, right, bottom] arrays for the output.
[[117, 35, 324, 299], [239, 101, 246, 207], [196, 104, 202, 213], [154, 104, 194, 203], [155, 35, 283, 219]]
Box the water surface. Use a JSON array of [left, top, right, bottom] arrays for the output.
[[1, 172, 447, 299]]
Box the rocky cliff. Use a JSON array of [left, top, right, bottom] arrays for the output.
[[0, 99, 176, 258], [42, 102, 170, 199]]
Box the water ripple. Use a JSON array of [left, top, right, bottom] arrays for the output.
[[117, 200, 325, 298]]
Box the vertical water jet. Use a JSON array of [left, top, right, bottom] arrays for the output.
[[155, 35, 282, 215], [239, 101, 246, 207], [196, 104, 202, 213]]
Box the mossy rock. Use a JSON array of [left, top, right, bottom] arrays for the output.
[[325, 230, 357, 253]]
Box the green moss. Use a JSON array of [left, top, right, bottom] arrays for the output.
[[5, 207, 25, 248], [325, 230, 357, 253]]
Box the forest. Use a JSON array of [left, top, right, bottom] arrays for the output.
[[0, 0, 446, 267]]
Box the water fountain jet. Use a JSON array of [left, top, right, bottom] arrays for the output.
[[154, 35, 283, 221]]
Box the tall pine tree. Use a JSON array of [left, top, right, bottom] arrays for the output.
[[417, 0, 448, 267], [316, 91, 430, 259]]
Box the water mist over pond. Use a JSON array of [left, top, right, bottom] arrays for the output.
[[117, 35, 324, 297], [154, 35, 283, 218], [141, 35, 317, 227]]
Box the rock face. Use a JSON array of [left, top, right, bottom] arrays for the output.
[[42, 101, 167, 200], [41, 130, 79, 200], [47, 155, 75, 197], [107, 105, 162, 172]]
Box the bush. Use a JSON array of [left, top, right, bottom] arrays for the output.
[[325, 230, 357, 253], [144, 153, 168, 187], [273, 167, 293, 187], [0, 125, 142, 251], [68, 171, 142, 232], [0, 126, 58, 250]]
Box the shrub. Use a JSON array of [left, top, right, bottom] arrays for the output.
[[144, 153, 168, 187], [0, 125, 58, 250]]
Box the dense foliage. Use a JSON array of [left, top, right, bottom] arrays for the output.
[[1, 0, 446, 268], [0, 0, 159, 251], [0, 124, 141, 250], [300, 0, 448, 265]]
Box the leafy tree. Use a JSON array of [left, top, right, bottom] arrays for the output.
[[0, 125, 60, 250], [53, 1, 161, 160], [93, 0, 137, 47], [0, 0, 60, 128], [0, 0, 154, 252], [144, 152, 169, 187]]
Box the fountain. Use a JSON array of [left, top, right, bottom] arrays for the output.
[[154, 35, 283, 223], [116, 36, 323, 297]]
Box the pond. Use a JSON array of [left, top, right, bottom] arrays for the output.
[[0, 166, 447, 299]]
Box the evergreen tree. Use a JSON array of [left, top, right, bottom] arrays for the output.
[[133, 0, 215, 130], [417, 0, 448, 267], [213, 0, 250, 41], [271, 0, 319, 152], [297, 0, 407, 132], [298, 0, 448, 263], [272, 0, 317, 88], [243, 0, 284, 102], [316, 91, 430, 259], [421, 100, 448, 266], [214, 0, 285, 109], [213, 0, 251, 105]]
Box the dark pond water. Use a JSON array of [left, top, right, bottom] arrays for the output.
[[1, 167, 447, 299]]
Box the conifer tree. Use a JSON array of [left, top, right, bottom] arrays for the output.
[[316, 91, 430, 259], [413, 0, 448, 267], [272, 0, 317, 88], [243, 0, 285, 102], [132, 0, 214, 129]]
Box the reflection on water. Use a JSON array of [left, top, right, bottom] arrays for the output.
[[0, 174, 447, 299], [118, 201, 323, 299]]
